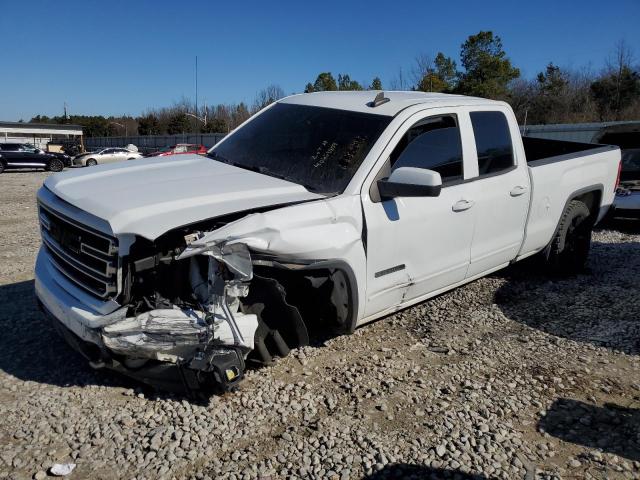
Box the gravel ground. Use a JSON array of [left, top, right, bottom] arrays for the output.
[[0, 170, 639, 480]]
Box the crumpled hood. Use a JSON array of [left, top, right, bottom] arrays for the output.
[[44, 155, 323, 240]]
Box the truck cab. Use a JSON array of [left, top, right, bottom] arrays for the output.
[[361, 104, 531, 316]]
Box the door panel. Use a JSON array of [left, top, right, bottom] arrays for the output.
[[1, 148, 20, 164], [115, 149, 128, 162], [363, 184, 476, 317], [466, 109, 530, 277], [362, 109, 477, 318], [101, 150, 116, 163], [466, 168, 529, 277]]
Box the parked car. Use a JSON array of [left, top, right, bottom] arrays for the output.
[[73, 147, 143, 166], [611, 148, 640, 218], [146, 144, 208, 157], [594, 126, 640, 220], [20, 142, 73, 167], [35, 91, 621, 395], [0, 143, 65, 173]]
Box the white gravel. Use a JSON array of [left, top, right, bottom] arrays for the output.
[[0, 171, 639, 480]]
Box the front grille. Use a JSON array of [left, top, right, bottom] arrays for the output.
[[39, 203, 119, 299]]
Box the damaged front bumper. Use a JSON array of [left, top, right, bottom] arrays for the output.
[[35, 246, 259, 394]]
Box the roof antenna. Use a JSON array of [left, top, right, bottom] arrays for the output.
[[368, 91, 390, 108]]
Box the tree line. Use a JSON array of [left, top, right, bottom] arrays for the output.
[[28, 31, 640, 137], [303, 32, 640, 125], [28, 85, 287, 138]]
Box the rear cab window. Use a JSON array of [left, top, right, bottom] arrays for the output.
[[470, 111, 515, 176]]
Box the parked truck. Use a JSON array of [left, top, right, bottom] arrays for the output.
[[35, 91, 621, 394]]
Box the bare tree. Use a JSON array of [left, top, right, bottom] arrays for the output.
[[389, 67, 409, 90], [252, 84, 285, 112], [411, 53, 434, 87], [607, 39, 635, 115]]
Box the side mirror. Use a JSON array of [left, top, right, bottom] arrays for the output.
[[377, 167, 442, 199]]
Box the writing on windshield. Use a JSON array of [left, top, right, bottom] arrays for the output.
[[208, 103, 391, 194]]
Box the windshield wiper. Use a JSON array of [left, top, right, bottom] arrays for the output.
[[255, 168, 320, 193], [207, 151, 232, 164]]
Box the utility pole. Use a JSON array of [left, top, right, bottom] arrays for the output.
[[63, 102, 68, 122], [195, 56, 198, 118]]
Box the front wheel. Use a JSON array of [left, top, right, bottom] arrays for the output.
[[546, 200, 592, 273], [86, 158, 97, 167], [0, 161, 5, 174], [47, 158, 64, 172]]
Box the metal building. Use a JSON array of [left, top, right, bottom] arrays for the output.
[[521, 121, 640, 143], [0, 121, 83, 149]]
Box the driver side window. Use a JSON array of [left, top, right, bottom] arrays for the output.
[[390, 114, 464, 184]]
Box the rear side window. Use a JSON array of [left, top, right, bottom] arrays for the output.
[[0, 144, 19, 151], [470, 111, 514, 175], [390, 114, 464, 183]]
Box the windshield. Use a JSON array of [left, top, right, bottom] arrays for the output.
[[207, 103, 391, 194]]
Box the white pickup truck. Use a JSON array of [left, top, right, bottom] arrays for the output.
[[35, 91, 621, 394]]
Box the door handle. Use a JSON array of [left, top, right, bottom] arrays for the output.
[[452, 199, 475, 212], [510, 185, 528, 197]]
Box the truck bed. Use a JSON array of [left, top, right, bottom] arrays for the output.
[[518, 136, 620, 258], [522, 136, 616, 166]]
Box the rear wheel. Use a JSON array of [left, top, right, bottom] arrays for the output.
[[47, 158, 64, 172], [86, 158, 97, 167], [0, 161, 5, 174], [546, 200, 592, 273]]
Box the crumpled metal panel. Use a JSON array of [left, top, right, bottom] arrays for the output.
[[102, 244, 258, 361]]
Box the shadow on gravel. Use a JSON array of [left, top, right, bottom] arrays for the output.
[[362, 464, 487, 480], [539, 398, 640, 461], [0, 280, 134, 390], [493, 240, 640, 355], [0, 169, 54, 174]]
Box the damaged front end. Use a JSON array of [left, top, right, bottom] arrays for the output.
[[71, 211, 359, 396], [101, 242, 258, 393]]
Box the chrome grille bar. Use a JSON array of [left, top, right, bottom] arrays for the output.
[[38, 203, 119, 299]]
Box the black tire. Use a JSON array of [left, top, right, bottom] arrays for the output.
[[546, 200, 592, 273], [127, 157, 136, 161], [86, 158, 97, 167], [47, 158, 64, 172], [0, 161, 5, 174]]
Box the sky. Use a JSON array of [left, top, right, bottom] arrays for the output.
[[1, 0, 639, 121]]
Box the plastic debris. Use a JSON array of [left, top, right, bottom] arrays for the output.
[[50, 463, 76, 476]]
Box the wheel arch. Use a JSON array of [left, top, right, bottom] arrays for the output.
[[566, 184, 604, 227], [251, 257, 360, 335], [543, 183, 603, 257]]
